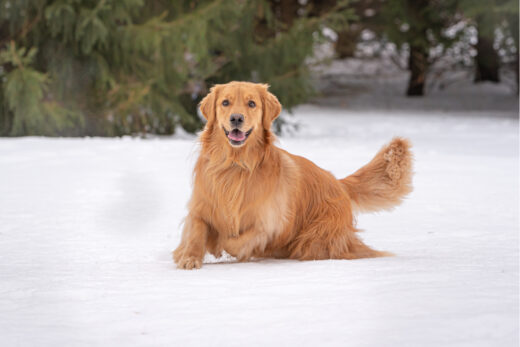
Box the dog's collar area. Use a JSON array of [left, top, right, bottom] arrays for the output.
[[223, 126, 253, 146]]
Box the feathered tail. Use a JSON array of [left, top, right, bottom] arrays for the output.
[[340, 137, 413, 213]]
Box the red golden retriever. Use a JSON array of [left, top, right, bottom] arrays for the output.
[[173, 81, 413, 269]]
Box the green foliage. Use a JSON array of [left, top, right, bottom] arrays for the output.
[[373, 0, 519, 93], [460, 0, 519, 53], [379, 0, 460, 52], [0, 41, 83, 135], [0, 0, 354, 136]]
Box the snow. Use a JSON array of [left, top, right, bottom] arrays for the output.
[[0, 86, 518, 345]]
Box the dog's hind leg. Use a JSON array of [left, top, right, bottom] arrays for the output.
[[222, 229, 261, 261], [288, 222, 391, 261]]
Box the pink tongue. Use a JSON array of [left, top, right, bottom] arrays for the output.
[[228, 130, 245, 141]]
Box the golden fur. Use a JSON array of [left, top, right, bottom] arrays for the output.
[[173, 81, 413, 269]]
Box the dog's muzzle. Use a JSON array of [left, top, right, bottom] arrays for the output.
[[223, 126, 253, 146]]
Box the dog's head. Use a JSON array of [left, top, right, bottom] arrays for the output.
[[199, 81, 281, 148]]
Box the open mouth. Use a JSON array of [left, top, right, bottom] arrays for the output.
[[223, 127, 253, 146]]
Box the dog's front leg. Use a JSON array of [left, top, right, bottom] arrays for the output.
[[173, 215, 209, 270]]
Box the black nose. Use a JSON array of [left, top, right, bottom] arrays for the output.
[[230, 113, 244, 128]]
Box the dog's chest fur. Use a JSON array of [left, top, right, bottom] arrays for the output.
[[199, 150, 298, 252]]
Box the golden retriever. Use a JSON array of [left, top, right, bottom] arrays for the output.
[[173, 81, 413, 269]]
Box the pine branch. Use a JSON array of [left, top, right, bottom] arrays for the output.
[[127, 0, 226, 32], [0, 13, 42, 48]]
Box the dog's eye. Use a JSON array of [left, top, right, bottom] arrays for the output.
[[222, 100, 229, 107], [248, 100, 256, 108]]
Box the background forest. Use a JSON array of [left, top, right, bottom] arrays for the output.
[[0, 0, 518, 136]]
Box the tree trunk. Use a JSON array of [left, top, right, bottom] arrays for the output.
[[335, 27, 361, 59], [474, 17, 500, 83], [406, 45, 428, 96], [277, 0, 300, 27]]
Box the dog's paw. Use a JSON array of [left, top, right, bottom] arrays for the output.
[[176, 255, 202, 270], [172, 246, 184, 264]]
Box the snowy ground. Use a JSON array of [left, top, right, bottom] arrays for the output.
[[0, 87, 518, 345]]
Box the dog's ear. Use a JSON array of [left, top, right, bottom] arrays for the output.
[[260, 84, 281, 130], [199, 85, 221, 121]]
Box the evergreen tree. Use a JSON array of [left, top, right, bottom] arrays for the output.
[[505, 4, 519, 88], [0, 0, 353, 136], [460, 0, 519, 85], [333, 0, 386, 59], [378, 0, 460, 96]]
